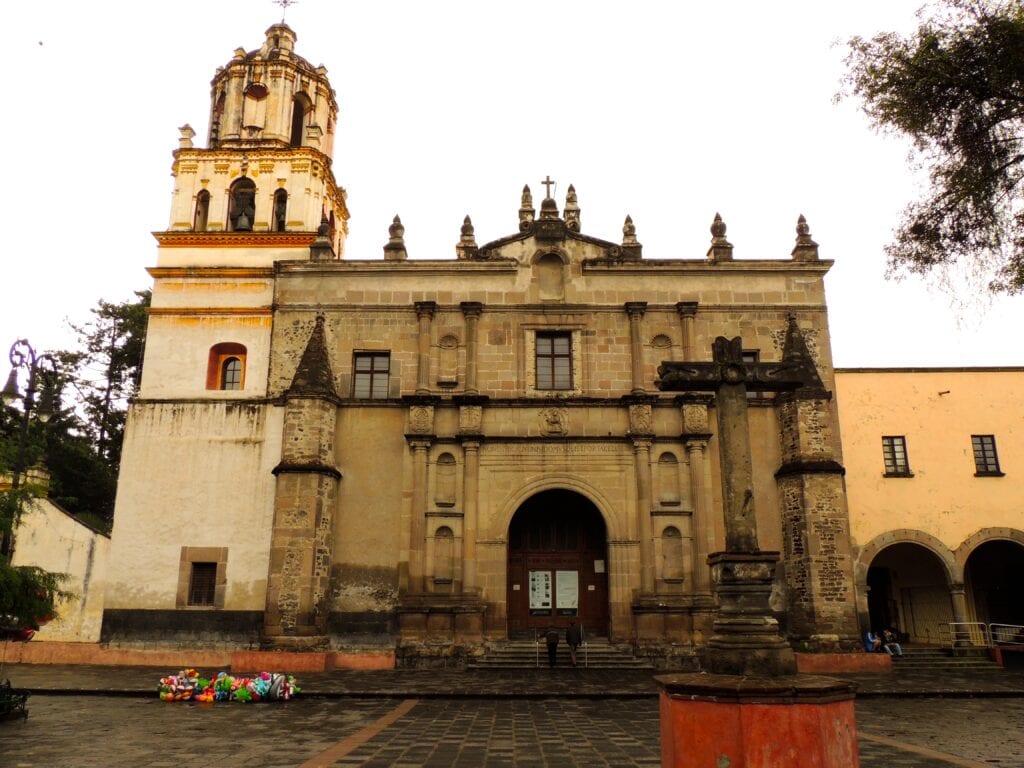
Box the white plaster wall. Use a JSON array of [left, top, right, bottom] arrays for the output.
[[139, 314, 272, 398], [105, 402, 283, 611], [11, 500, 109, 642]]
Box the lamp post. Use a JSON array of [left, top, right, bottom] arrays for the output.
[[1, 339, 59, 559]]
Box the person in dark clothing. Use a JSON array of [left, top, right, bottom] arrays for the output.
[[566, 619, 583, 667], [545, 626, 559, 667]]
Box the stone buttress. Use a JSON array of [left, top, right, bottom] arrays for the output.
[[264, 316, 341, 647]]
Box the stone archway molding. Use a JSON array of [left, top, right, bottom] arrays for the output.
[[493, 475, 618, 541], [955, 527, 1024, 569], [854, 529, 960, 586]]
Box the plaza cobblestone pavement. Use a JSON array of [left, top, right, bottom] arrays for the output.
[[2, 664, 1024, 766]]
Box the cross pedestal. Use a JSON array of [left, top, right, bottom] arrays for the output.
[[655, 327, 858, 765]]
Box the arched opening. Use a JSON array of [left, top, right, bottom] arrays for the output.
[[220, 357, 243, 390], [867, 543, 952, 644], [432, 526, 455, 593], [290, 94, 311, 147], [227, 178, 256, 232], [272, 188, 288, 232], [661, 526, 685, 581], [434, 453, 456, 507], [193, 190, 210, 232], [657, 452, 681, 506], [965, 540, 1024, 628], [507, 489, 608, 636], [206, 342, 247, 390]]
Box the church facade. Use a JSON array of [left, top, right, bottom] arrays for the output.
[[101, 23, 864, 662]]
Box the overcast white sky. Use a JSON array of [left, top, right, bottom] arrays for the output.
[[3, 0, 1022, 368]]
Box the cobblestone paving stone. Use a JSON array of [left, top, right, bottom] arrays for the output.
[[3, 695, 1024, 767]]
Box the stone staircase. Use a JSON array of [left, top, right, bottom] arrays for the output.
[[468, 638, 655, 670], [891, 646, 1002, 671]]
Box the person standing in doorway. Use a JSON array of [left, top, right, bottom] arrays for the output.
[[566, 619, 583, 667], [545, 625, 560, 667]]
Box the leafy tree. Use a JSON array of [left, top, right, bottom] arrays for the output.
[[840, 0, 1024, 293]]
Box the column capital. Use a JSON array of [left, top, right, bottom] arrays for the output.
[[460, 438, 482, 451], [460, 301, 483, 319], [624, 301, 648, 318], [414, 300, 437, 319], [631, 437, 653, 451], [675, 301, 698, 318], [407, 438, 433, 451]]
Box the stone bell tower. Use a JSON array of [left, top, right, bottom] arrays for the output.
[[163, 22, 348, 252]]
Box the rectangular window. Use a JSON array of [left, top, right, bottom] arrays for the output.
[[353, 352, 390, 399], [535, 332, 572, 390], [742, 351, 760, 399], [971, 435, 1003, 476], [882, 436, 911, 476], [187, 562, 217, 606]]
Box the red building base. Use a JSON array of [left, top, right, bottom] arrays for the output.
[[655, 673, 859, 768]]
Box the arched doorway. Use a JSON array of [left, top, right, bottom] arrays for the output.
[[867, 543, 952, 644], [965, 540, 1024, 628], [507, 490, 608, 636]]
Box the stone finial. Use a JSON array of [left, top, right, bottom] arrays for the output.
[[539, 196, 559, 220], [564, 184, 581, 232], [622, 215, 638, 245], [178, 124, 195, 149], [383, 214, 408, 261], [707, 212, 734, 262], [621, 215, 642, 261], [289, 315, 337, 397], [791, 214, 820, 261], [310, 212, 336, 261], [456, 215, 479, 260], [519, 184, 535, 232]]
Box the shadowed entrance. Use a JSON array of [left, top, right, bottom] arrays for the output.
[[507, 490, 608, 636]]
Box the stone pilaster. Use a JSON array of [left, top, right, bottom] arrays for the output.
[[676, 301, 698, 361], [414, 301, 436, 394], [632, 437, 655, 594], [408, 438, 431, 594], [461, 438, 481, 592], [461, 302, 482, 394], [625, 301, 648, 394], [265, 317, 340, 648]]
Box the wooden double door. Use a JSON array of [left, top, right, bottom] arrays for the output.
[[507, 490, 609, 635]]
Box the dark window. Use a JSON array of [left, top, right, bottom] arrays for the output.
[[353, 352, 390, 399], [188, 562, 217, 606], [972, 435, 1003, 476], [290, 95, 310, 147], [273, 189, 288, 232], [536, 332, 572, 390], [221, 357, 243, 390], [194, 190, 211, 232], [228, 178, 256, 231], [882, 436, 911, 476]]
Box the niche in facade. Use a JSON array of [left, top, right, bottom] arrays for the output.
[[228, 178, 257, 231]]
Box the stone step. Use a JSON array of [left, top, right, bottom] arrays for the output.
[[468, 641, 654, 670]]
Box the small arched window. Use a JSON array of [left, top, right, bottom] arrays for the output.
[[221, 357, 243, 390], [290, 94, 311, 147], [206, 343, 247, 390], [193, 190, 211, 232], [662, 526, 685, 581], [228, 178, 256, 232], [273, 189, 288, 232]]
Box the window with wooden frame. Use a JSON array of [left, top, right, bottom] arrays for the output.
[[971, 434, 1003, 476], [206, 343, 247, 390], [187, 562, 217, 606], [353, 352, 391, 399], [882, 435, 912, 477], [535, 332, 572, 390]]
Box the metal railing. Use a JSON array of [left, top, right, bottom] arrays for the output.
[[939, 622, 1024, 648]]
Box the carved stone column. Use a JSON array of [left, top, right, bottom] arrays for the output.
[[632, 435, 655, 594], [409, 438, 431, 594], [626, 301, 648, 394], [461, 302, 482, 394], [685, 438, 712, 593], [950, 583, 969, 626], [461, 438, 481, 592], [676, 301, 698, 361], [414, 301, 436, 395]]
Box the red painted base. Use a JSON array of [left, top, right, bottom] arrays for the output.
[[656, 674, 859, 768], [796, 651, 891, 674]]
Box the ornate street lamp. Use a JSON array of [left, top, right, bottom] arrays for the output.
[[1, 339, 60, 558]]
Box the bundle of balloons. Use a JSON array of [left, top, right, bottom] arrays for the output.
[[157, 669, 299, 703]]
